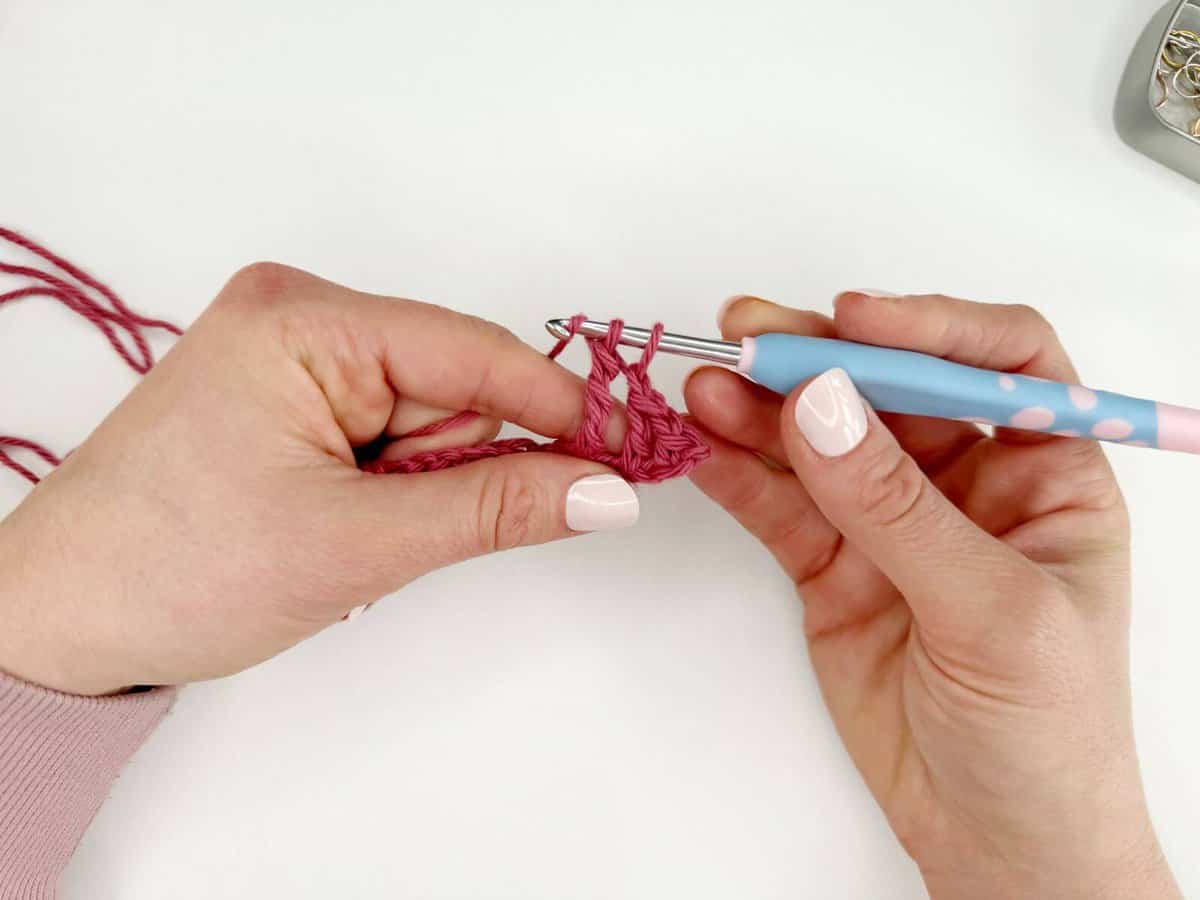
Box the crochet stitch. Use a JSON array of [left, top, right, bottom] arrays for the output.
[[360, 315, 710, 483]]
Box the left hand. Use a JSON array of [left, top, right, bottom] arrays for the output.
[[0, 263, 636, 696]]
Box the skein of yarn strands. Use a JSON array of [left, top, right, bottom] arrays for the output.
[[0, 227, 181, 484]]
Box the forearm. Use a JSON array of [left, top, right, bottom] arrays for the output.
[[0, 669, 174, 898]]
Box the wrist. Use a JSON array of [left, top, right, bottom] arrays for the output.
[[0, 509, 128, 696], [920, 817, 1179, 900]]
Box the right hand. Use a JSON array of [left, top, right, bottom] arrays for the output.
[[685, 292, 1180, 899]]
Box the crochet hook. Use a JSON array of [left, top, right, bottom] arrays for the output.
[[545, 318, 1200, 454]]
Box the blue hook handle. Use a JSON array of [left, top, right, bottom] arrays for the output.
[[743, 334, 1198, 452]]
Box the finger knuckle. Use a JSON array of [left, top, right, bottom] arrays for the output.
[[461, 312, 518, 348], [1008, 302, 1054, 335], [215, 263, 320, 325], [721, 466, 773, 518], [224, 261, 302, 302], [458, 316, 535, 418], [477, 471, 541, 552], [1057, 440, 1127, 512], [856, 447, 926, 530]]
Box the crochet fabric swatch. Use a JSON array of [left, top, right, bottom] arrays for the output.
[[361, 315, 710, 484], [1, 230, 708, 487]]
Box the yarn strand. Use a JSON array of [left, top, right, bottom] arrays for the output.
[[0, 436, 61, 485], [0, 227, 181, 483]]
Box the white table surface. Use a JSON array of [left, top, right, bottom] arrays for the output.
[[2, 1, 1197, 896]]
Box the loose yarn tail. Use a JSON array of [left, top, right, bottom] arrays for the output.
[[0, 227, 181, 484], [0, 437, 61, 485]]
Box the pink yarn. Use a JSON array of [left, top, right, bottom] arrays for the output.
[[0, 436, 61, 485], [0, 227, 181, 374], [362, 315, 710, 484], [402, 410, 483, 438], [0, 227, 181, 484]]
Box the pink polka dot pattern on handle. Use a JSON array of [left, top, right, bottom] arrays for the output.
[[1091, 419, 1135, 441], [998, 374, 1017, 392], [1067, 385, 1098, 412], [1009, 407, 1055, 430]]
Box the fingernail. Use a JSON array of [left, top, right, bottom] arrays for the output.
[[794, 368, 868, 457], [717, 294, 761, 328], [566, 474, 639, 532]]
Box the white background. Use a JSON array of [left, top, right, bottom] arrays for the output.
[[1, 1, 1197, 897]]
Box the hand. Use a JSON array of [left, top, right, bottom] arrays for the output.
[[685, 293, 1180, 899], [0, 263, 638, 696]]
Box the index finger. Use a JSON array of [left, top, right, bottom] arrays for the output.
[[833, 292, 1080, 384], [833, 292, 1081, 445], [224, 263, 624, 451], [371, 297, 624, 447]]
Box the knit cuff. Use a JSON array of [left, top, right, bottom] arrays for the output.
[[0, 669, 175, 899]]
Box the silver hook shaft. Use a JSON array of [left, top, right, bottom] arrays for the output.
[[545, 318, 743, 367]]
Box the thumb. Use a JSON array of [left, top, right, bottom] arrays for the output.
[[352, 452, 639, 575], [780, 368, 1034, 633]]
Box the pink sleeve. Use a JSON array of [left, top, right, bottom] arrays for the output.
[[0, 669, 175, 898]]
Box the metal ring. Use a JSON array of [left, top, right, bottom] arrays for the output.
[[1173, 56, 1200, 99], [1163, 29, 1200, 69], [1181, 48, 1200, 87], [1156, 69, 1171, 108]]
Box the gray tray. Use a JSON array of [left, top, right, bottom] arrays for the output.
[[1116, 0, 1200, 183]]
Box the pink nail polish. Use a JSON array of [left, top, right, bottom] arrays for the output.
[[793, 368, 868, 457]]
